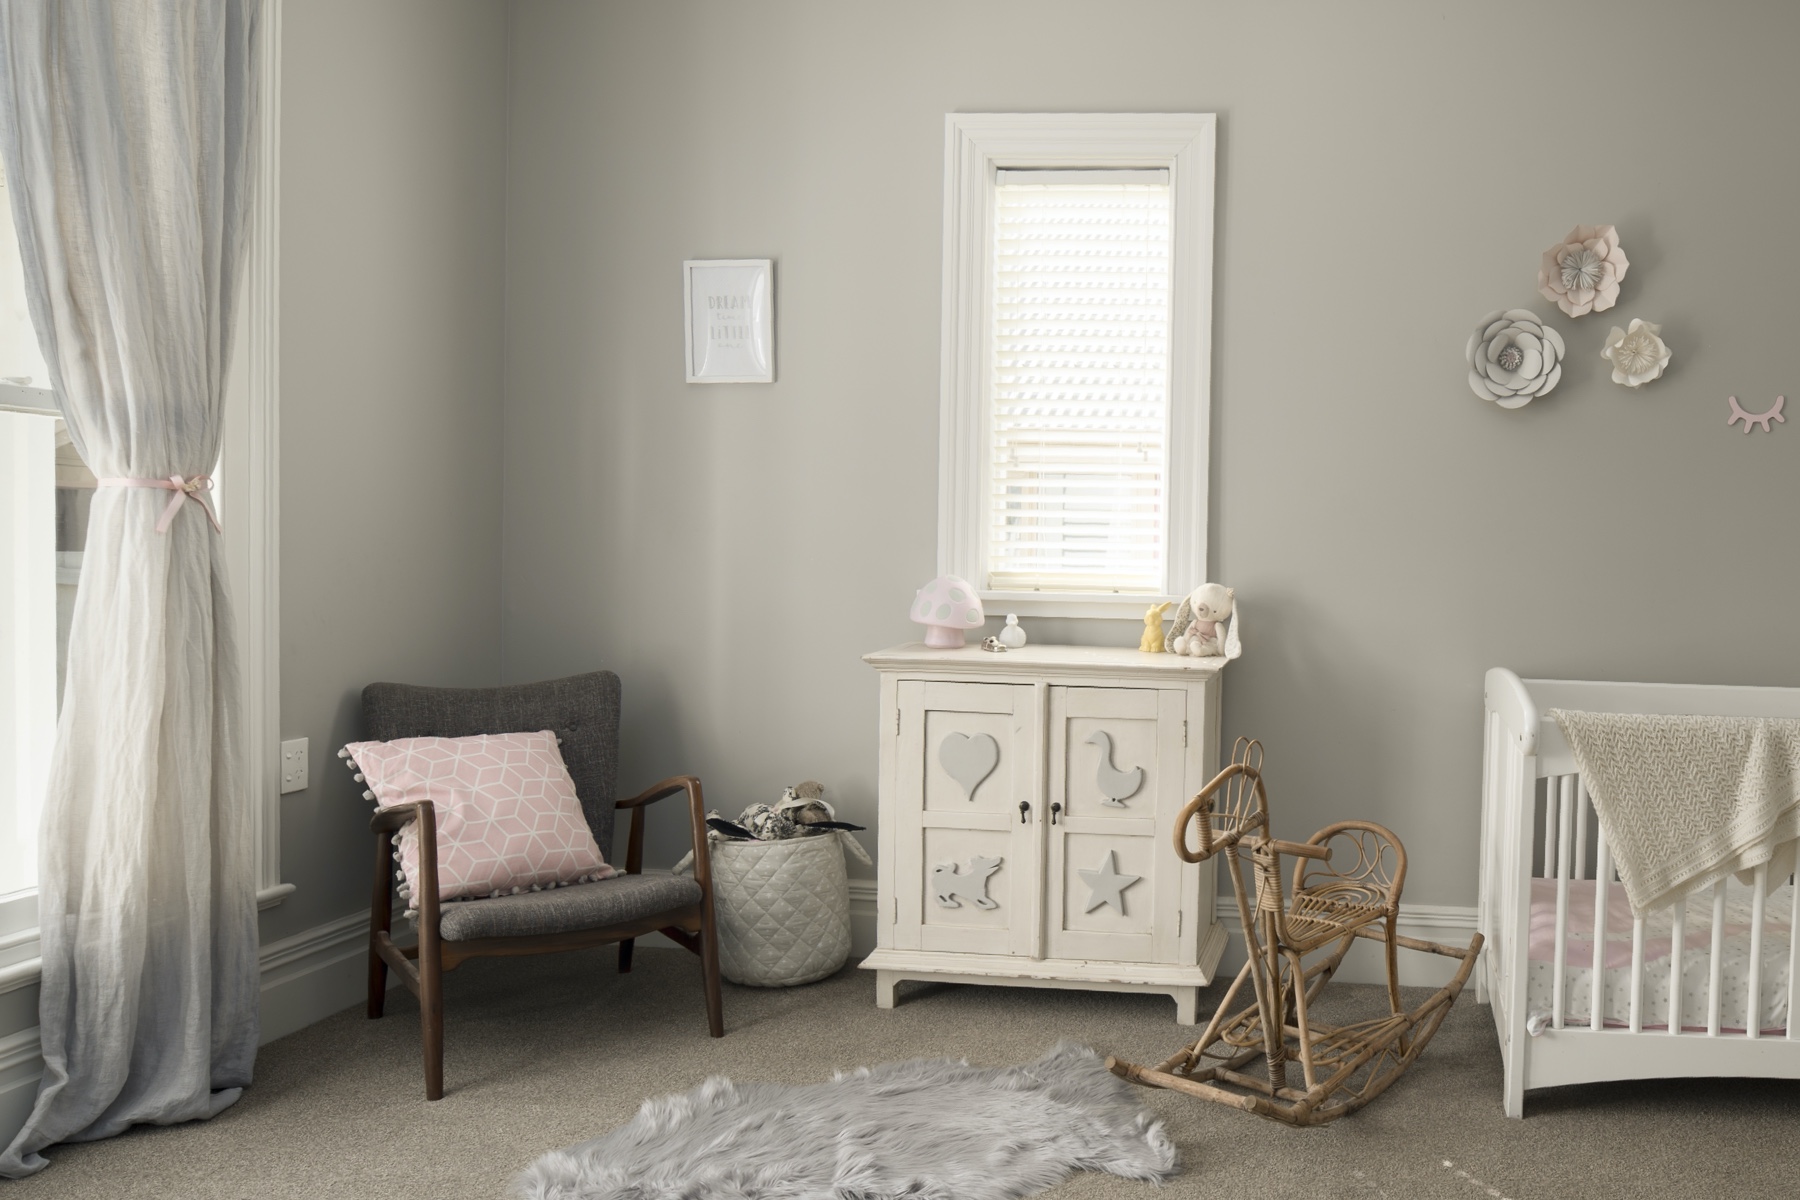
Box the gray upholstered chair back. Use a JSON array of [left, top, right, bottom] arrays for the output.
[[361, 671, 623, 854]]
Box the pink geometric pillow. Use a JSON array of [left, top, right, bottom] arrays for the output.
[[340, 731, 615, 907]]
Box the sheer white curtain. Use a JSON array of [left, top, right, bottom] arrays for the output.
[[0, 0, 261, 1177]]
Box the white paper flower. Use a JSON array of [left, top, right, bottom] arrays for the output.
[[1537, 225, 1629, 317], [1601, 319, 1671, 388], [1466, 309, 1564, 408]]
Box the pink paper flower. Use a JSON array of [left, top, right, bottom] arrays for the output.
[[1537, 225, 1629, 317]]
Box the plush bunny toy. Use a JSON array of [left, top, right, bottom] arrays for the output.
[[1166, 583, 1242, 660]]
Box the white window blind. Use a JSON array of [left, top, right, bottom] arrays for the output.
[[987, 169, 1171, 594]]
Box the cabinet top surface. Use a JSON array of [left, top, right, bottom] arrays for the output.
[[864, 642, 1225, 679]]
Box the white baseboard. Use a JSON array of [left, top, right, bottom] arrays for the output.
[[849, 883, 1476, 990], [0, 908, 393, 1151], [0, 1024, 42, 1154], [1213, 901, 1480, 987], [258, 908, 392, 1044]]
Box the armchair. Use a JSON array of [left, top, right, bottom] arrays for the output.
[[361, 672, 723, 1100]]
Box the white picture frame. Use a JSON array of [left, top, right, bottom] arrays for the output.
[[684, 258, 775, 384]]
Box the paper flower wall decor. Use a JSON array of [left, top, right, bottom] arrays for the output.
[[1537, 225, 1629, 317], [1600, 319, 1671, 388], [1466, 309, 1565, 408]]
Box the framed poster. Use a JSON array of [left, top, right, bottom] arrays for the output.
[[684, 259, 774, 383]]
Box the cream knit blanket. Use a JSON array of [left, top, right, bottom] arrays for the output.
[[1549, 710, 1800, 914]]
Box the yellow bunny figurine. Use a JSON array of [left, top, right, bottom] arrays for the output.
[[1138, 601, 1172, 653]]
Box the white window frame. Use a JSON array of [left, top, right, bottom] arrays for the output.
[[0, 0, 287, 996], [937, 113, 1216, 619]]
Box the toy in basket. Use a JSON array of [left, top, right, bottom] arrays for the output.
[[675, 783, 871, 988], [1107, 739, 1483, 1125]]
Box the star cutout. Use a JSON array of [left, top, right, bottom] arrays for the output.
[[1079, 850, 1140, 915]]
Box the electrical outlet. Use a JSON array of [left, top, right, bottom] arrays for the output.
[[280, 738, 309, 794]]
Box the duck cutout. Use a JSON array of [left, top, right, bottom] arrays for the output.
[[1085, 730, 1143, 806]]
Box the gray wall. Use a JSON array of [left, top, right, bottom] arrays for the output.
[[501, 0, 1800, 906], [266, 0, 507, 942], [0, 0, 508, 1116]]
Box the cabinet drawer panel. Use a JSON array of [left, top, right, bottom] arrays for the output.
[[1059, 709, 1162, 821], [917, 827, 1017, 954], [1057, 830, 1157, 945], [923, 707, 1020, 816]]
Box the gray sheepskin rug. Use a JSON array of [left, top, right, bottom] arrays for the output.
[[513, 1042, 1177, 1200]]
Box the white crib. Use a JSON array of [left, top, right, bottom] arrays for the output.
[[1480, 668, 1800, 1117]]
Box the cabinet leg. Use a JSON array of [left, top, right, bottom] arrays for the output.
[[1174, 986, 1199, 1026], [875, 970, 899, 1010]]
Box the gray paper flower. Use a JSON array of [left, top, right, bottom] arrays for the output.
[[1466, 309, 1564, 409]]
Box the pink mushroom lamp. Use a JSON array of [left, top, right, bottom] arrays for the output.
[[912, 574, 985, 648]]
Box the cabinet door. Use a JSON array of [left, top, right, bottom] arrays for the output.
[[1044, 686, 1187, 964], [893, 680, 1040, 956]]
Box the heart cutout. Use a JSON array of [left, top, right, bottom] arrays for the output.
[[939, 732, 1000, 801]]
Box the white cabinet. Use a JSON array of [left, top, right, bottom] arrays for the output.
[[862, 643, 1227, 1023]]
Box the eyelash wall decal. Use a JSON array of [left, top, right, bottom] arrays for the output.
[[1726, 395, 1785, 434]]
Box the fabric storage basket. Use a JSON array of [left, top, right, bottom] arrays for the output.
[[695, 831, 853, 987]]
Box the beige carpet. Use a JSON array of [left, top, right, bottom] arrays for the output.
[[6, 945, 1800, 1199]]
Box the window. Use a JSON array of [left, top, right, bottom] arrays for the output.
[[0, 160, 63, 909], [0, 12, 288, 989], [937, 114, 1216, 618]]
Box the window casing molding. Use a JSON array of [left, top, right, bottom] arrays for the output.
[[0, 0, 287, 996], [936, 113, 1217, 620]]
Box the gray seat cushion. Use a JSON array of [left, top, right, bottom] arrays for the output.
[[437, 873, 703, 942]]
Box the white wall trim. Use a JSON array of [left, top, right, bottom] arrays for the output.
[[2, 904, 386, 1146], [1214, 900, 1480, 987], [936, 113, 1217, 618], [241, 0, 285, 905], [849, 879, 1477, 990]]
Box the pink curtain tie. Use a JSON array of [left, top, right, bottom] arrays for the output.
[[97, 474, 222, 534]]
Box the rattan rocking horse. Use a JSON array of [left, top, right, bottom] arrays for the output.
[[1108, 739, 1483, 1125]]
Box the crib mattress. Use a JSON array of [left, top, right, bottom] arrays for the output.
[[1526, 877, 1794, 1035]]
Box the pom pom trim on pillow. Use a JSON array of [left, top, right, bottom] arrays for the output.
[[341, 731, 615, 906]]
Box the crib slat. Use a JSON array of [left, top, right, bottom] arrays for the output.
[[1707, 880, 1727, 1037], [1542, 778, 1557, 878], [1552, 775, 1574, 1030], [1790, 874, 1800, 1041], [1747, 864, 1767, 1039], [1574, 778, 1589, 882], [1669, 896, 1685, 1036], [1629, 913, 1645, 1033], [1590, 823, 1610, 1031]]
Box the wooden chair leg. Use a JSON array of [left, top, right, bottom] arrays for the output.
[[699, 908, 724, 1038], [368, 830, 393, 1019], [418, 838, 446, 1101], [368, 937, 390, 1019], [618, 937, 635, 973], [420, 936, 444, 1101]]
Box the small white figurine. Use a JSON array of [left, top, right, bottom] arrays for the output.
[[1167, 583, 1242, 660], [998, 613, 1027, 649]]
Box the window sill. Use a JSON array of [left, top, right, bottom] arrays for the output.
[[980, 591, 1181, 621], [0, 883, 295, 996]]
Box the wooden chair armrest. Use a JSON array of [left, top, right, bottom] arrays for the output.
[[614, 775, 711, 894], [617, 775, 701, 810], [370, 801, 427, 834]]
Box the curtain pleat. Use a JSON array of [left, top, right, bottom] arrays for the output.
[[0, 0, 261, 1177]]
